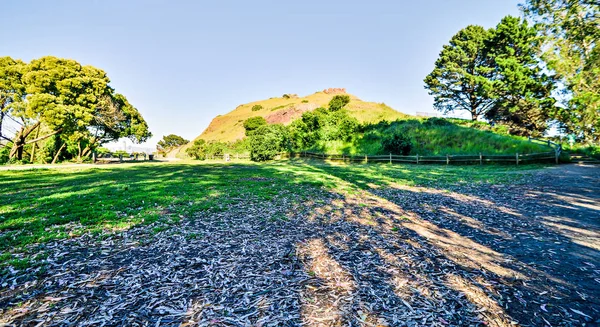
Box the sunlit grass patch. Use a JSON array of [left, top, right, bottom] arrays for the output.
[[0, 160, 543, 269]]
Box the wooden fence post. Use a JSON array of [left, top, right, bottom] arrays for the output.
[[516, 152, 519, 166], [389, 153, 392, 164], [446, 154, 449, 165], [416, 154, 419, 164], [365, 154, 368, 164], [479, 152, 482, 165], [555, 149, 560, 164]]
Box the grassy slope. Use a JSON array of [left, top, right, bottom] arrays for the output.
[[313, 119, 552, 155], [0, 160, 539, 269]]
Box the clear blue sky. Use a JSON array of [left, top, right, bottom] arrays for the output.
[[2, 0, 521, 147]]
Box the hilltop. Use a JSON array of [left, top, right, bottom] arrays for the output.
[[194, 89, 409, 143]]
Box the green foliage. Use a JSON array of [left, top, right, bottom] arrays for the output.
[[288, 100, 359, 150], [328, 95, 351, 112], [243, 116, 267, 136], [424, 117, 453, 127], [157, 134, 189, 155], [0, 146, 9, 164], [382, 131, 412, 155], [424, 25, 494, 121], [0, 56, 151, 163], [523, 0, 600, 143], [96, 147, 111, 155], [186, 139, 225, 160], [483, 16, 555, 137], [249, 124, 290, 161], [491, 124, 510, 135], [301, 100, 309, 103], [113, 150, 129, 157], [424, 17, 556, 136], [251, 104, 263, 112]]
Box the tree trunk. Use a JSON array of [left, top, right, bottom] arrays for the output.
[[9, 122, 42, 160], [471, 109, 479, 121], [77, 140, 82, 162], [51, 143, 66, 164], [30, 125, 41, 163]]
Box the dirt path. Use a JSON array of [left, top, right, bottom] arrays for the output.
[[0, 164, 598, 326]]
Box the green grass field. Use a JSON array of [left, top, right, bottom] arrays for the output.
[[0, 160, 542, 270]]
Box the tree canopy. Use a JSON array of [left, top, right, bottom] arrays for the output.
[[424, 16, 556, 136], [522, 0, 600, 143], [243, 116, 267, 136], [157, 134, 189, 155], [484, 16, 555, 136], [424, 25, 495, 121], [0, 56, 151, 163], [328, 95, 351, 112]]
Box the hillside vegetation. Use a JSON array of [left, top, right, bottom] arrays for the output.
[[194, 91, 408, 143], [309, 118, 550, 155], [179, 93, 552, 161]]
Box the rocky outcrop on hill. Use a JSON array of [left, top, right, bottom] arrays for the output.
[[265, 103, 318, 124], [323, 88, 346, 94]]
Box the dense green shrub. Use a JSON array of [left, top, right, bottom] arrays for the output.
[[186, 139, 225, 160], [243, 116, 267, 136], [381, 131, 413, 155], [328, 95, 351, 111], [250, 124, 290, 161], [0, 146, 9, 164], [251, 105, 263, 111]]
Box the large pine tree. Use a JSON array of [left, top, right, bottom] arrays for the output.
[[424, 25, 495, 121], [484, 16, 555, 136]]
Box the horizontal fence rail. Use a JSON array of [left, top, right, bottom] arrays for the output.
[[286, 150, 560, 165], [200, 150, 559, 165]]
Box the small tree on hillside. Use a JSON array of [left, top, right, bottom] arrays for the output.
[[243, 116, 267, 136], [157, 134, 189, 156], [328, 95, 351, 111]]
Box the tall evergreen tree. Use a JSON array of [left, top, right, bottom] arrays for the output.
[[424, 25, 495, 121], [485, 16, 555, 136]]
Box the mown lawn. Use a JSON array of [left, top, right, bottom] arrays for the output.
[[0, 160, 542, 269]]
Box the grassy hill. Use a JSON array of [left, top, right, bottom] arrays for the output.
[[177, 91, 552, 158], [310, 118, 551, 155], [194, 91, 408, 143]]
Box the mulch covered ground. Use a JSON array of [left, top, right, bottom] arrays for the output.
[[1, 164, 599, 326]]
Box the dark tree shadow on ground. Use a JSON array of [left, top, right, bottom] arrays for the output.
[[300, 161, 600, 326]]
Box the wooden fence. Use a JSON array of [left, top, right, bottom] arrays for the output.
[[202, 150, 558, 165], [288, 151, 559, 165]]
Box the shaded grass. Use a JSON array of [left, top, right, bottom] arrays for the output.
[[0, 160, 542, 268]]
